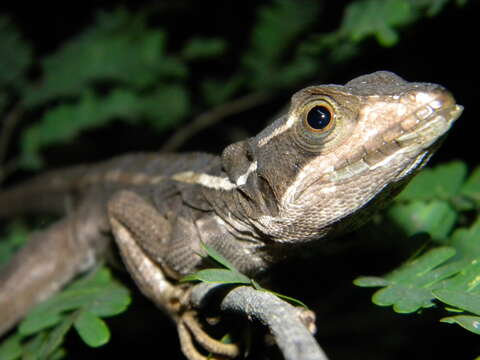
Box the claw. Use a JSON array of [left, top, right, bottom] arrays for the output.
[[177, 310, 240, 360]]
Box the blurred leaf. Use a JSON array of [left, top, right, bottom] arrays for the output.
[[201, 76, 245, 106], [182, 37, 226, 60], [0, 222, 29, 267], [334, 0, 464, 49], [388, 200, 457, 241], [461, 166, 480, 204], [20, 267, 130, 341], [74, 311, 110, 347], [450, 217, 480, 257], [38, 313, 76, 359], [425, 0, 451, 15], [0, 17, 32, 89], [21, 332, 47, 360], [142, 85, 189, 130], [388, 162, 469, 241], [341, 0, 416, 46], [0, 334, 22, 360], [19, 311, 62, 336], [20, 85, 189, 168], [274, 56, 318, 88], [397, 161, 467, 202], [23, 9, 187, 107], [249, 0, 320, 62], [244, 0, 321, 89]]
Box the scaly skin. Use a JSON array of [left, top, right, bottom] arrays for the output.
[[0, 72, 463, 358]]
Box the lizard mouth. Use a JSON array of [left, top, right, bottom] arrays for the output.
[[327, 88, 462, 183], [394, 89, 463, 149], [365, 88, 463, 166]]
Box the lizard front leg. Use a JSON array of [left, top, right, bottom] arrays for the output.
[[107, 190, 240, 360]]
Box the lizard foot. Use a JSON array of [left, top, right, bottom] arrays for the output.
[[178, 310, 240, 360]]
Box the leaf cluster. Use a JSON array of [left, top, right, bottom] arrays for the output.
[[0, 0, 464, 170], [355, 161, 480, 336], [0, 267, 130, 360]]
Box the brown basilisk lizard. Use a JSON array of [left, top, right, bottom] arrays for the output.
[[0, 71, 463, 359]]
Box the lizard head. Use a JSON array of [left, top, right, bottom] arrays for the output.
[[223, 71, 463, 244]]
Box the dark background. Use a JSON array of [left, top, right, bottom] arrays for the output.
[[0, 1, 479, 359]]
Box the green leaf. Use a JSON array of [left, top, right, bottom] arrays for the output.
[[142, 85, 189, 130], [19, 85, 189, 169], [0, 17, 32, 89], [19, 268, 130, 353], [434, 290, 480, 316], [74, 310, 110, 347], [19, 311, 63, 335], [388, 200, 457, 241], [23, 9, 187, 107], [183, 242, 308, 308], [244, 0, 320, 89], [341, 0, 416, 47], [0, 222, 29, 266], [21, 332, 47, 360], [250, 0, 320, 62], [5, 267, 129, 358], [252, 280, 308, 308], [461, 166, 480, 204], [440, 315, 480, 335], [356, 247, 459, 313], [201, 76, 244, 106], [0, 334, 22, 360], [182, 37, 226, 60], [38, 312, 76, 359], [426, 0, 451, 16], [353, 276, 390, 287], [397, 161, 468, 201], [20, 267, 130, 340], [182, 268, 251, 285], [200, 242, 238, 272], [449, 217, 480, 263], [356, 212, 480, 317]]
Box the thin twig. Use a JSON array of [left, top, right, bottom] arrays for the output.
[[160, 91, 273, 153], [190, 283, 329, 360]]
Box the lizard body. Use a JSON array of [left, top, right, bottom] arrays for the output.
[[0, 71, 462, 358]]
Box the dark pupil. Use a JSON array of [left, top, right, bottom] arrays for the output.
[[306, 106, 331, 130]]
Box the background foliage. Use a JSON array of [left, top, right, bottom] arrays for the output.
[[0, 0, 478, 359]]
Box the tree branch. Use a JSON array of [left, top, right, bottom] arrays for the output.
[[190, 283, 329, 360], [160, 91, 273, 152]]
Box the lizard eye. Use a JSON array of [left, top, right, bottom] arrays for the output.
[[305, 105, 333, 132], [293, 99, 338, 152]]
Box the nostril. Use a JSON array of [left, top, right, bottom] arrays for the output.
[[402, 85, 456, 111]]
